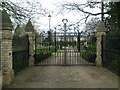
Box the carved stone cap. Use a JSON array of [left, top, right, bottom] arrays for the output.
[[0, 10, 13, 30], [25, 19, 34, 32], [14, 25, 26, 36], [96, 21, 106, 32]]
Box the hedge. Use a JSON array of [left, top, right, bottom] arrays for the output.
[[34, 51, 52, 64], [80, 44, 96, 63]]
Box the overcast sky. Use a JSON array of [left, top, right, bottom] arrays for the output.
[[35, 0, 101, 32], [10, 0, 102, 32]]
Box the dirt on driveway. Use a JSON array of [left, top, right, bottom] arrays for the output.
[[5, 66, 119, 88]]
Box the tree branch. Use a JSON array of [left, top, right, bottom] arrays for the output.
[[61, 2, 109, 16]]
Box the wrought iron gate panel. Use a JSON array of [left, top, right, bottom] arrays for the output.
[[12, 35, 29, 73], [35, 32, 95, 66]]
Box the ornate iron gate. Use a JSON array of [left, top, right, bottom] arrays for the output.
[[35, 31, 95, 66]]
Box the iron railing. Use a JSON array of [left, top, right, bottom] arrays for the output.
[[102, 35, 120, 76], [12, 35, 29, 73]]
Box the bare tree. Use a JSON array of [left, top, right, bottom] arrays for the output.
[[85, 17, 100, 34], [59, 0, 110, 23], [0, 1, 49, 24]]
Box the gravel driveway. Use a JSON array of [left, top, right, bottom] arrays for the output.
[[5, 66, 119, 88]]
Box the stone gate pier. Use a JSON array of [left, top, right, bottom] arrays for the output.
[[1, 10, 14, 86], [25, 20, 35, 66], [96, 21, 106, 66]]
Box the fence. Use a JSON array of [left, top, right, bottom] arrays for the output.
[[12, 35, 29, 73], [102, 35, 120, 76]]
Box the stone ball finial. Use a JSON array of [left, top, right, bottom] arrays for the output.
[[0, 10, 13, 30], [25, 19, 34, 32], [96, 21, 106, 32]]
